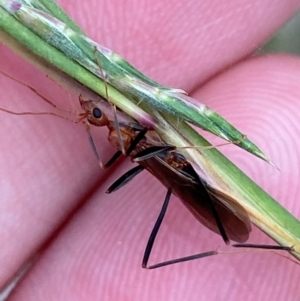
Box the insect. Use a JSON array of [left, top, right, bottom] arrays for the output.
[[0, 70, 292, 269], [79, 95, 292, 269]]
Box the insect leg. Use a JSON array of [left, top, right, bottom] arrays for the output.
[[233, 243, 293, 251], [188, 169, 230, 245], [142, 189, 218, 269], [132, 145, 176, 161], [85, 124, 147, 169], [104, 128, 151, 191], [93, 47, 125, 154], [106, 165, 145, 193], [126, 128, 148, 156], [103, 127, 148, 168]]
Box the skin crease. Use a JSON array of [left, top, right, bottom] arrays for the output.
[[1, 0, 300, 300]]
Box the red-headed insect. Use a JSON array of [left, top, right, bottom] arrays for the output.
[[79, 96, 292, 269], [0, 70, 292, 269]]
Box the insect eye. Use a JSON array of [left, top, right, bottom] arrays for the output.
[[92, 107, 102, 119]]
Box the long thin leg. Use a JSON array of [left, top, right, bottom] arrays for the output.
[[132, 145, 176, 162], [142, 189, 218, 269], [132, 144, 230, 246], [87, 128, 122, 169], [142, 191, 292, 269], [133, 145, 230, 246], [103, 128, 148, 168], [93, 47, 125, 154], [205, 195, 230, 245], [125, 128, 148, 156], [85, 124, 114, 169], [106, 165, 145, 193], [233, 244, 293, 251], [103, 150, 122, 169], [191, 170, 230, 245]]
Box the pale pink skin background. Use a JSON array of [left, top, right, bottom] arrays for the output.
[[1, 0, 300, 300]]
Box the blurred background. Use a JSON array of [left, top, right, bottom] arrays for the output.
[[259, 10, 300, 54]]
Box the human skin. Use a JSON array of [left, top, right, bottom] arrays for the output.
[[1, 0, 300, 300]]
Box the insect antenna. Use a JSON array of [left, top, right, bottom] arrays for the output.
[[0, 70, 76, 122], [0, 107, 74, 121], [0, 70, 74, 115]]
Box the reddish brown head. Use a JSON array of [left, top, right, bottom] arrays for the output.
[[79, 95, 109, 126]]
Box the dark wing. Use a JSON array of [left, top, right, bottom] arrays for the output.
[[140, 154, 251, 243]]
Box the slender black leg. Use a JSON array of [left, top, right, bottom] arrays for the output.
[[177, 163, 230, 245], [106, 165, 145, 193], [233, 243, 293, 251], [104, 129, 153, 192], [104, 128, 149, 167], [142, 189, 172, 269], [205, 196, 230, 245], [142, 189, 218, 269], [132, 145, 176, 161], [103, 150, 122, 168], [141, 190, 292, 269], [195, 174, 230, 245], [126, 128, 148, 155], [86, 127, 123, 169]]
